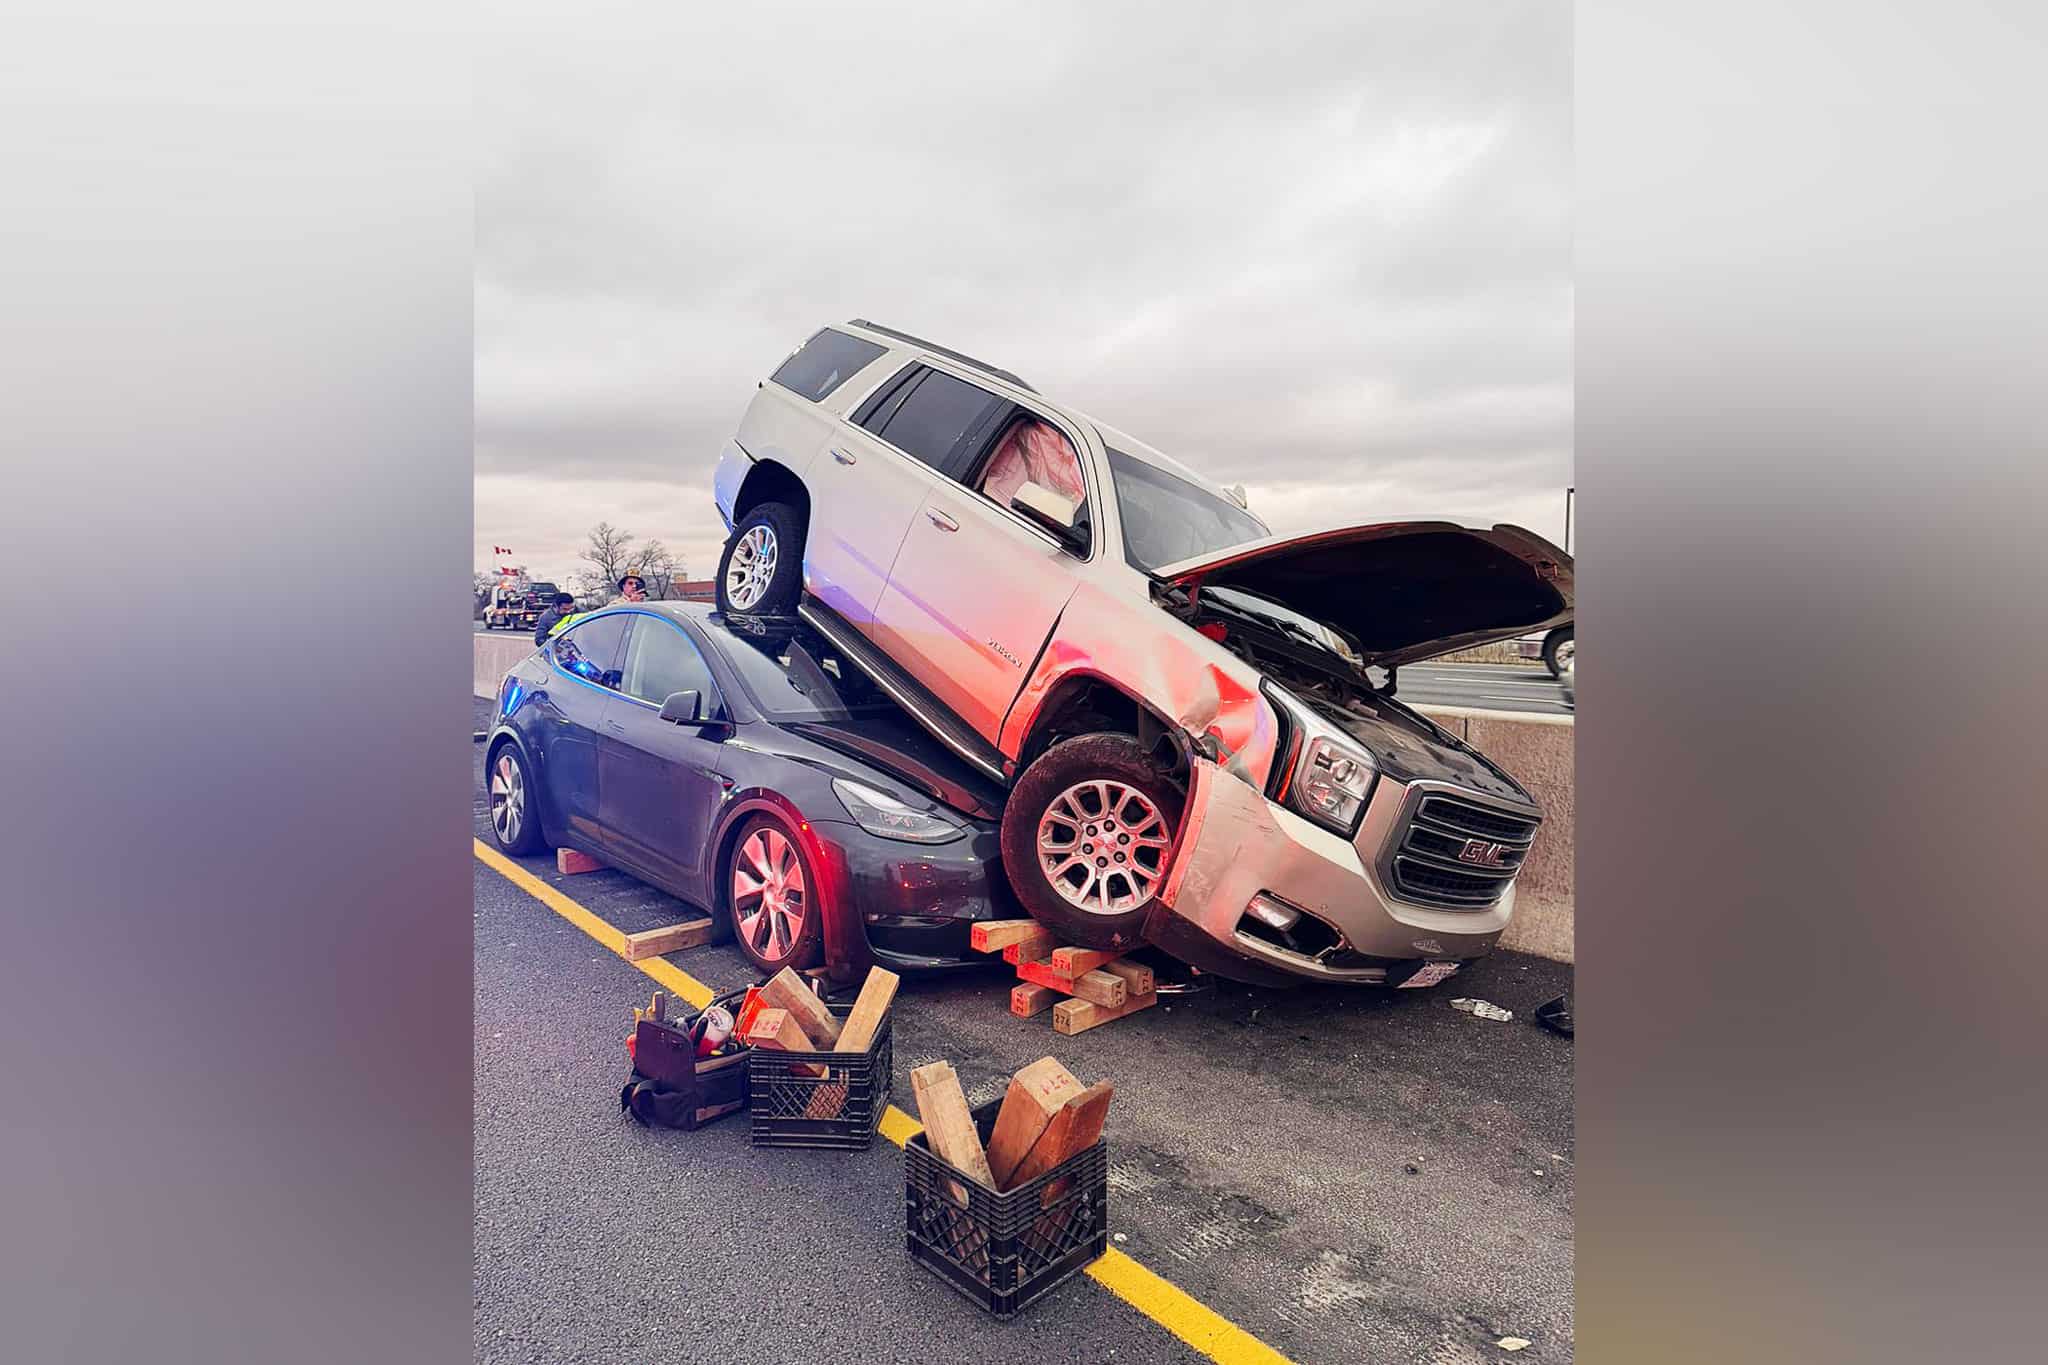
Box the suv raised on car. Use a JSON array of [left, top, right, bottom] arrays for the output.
[[709, 321, 1573, 987]]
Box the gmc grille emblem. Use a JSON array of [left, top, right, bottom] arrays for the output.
[[1457, 839, 1509, 868]]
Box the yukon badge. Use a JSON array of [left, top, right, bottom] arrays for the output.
[[1457, 839, 1509, 868], [987, 638, 1023, 668]]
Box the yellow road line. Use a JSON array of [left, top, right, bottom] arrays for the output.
[[473, 838, 1297, 1365]]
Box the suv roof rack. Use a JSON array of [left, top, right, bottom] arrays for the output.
[[845, 319, 1038, 394]]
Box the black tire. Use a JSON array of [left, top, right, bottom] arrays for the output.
[[1000, 733, 1184, 951], [715, 500, 804, 616], [723, 813, 824, 974], [485, 741, 545, 855], [1542, 624, 1574, 677]]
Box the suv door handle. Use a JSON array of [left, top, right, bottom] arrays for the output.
[[831, 447, 857, 465], [926, 509, 959, 532]]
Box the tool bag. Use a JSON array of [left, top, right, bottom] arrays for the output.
[[619, 988, 752, 1131]]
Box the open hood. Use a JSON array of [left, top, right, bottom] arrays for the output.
[[1158, 521, 1573, 670]]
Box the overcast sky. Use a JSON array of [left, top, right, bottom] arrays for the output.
[[477, 2, 1571, 587]]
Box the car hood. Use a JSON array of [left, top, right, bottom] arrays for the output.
[[783, 714, 1005, 822], [1157, 521, 1573, 669]]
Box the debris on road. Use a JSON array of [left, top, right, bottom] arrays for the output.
[[1450, 997, 1514, 1022], [1535, 993, 1574, 1037], [1497, 1336, 1532, 1351]]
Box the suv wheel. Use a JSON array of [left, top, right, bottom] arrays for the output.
[[1000, 733, 1182, 952], [716, 501, 803, 615], [725, 814, 823, 973]]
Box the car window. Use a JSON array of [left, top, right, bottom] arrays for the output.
[[618, 614, 716, 707], [851, 363, 922, 432], [713, 617, 900, 722], [549, 613, 629, 690], [976, 415, 1089, 543], [877, 367, 1003, 471], [1104, 446, 1269, 571], [769, 328, 888, 402]]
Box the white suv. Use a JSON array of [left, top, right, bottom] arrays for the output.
[[710, 321, 1572, 987]]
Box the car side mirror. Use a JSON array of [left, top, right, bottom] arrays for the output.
[[659, 690, 703, 724], [1011, 480, 1087, 553]]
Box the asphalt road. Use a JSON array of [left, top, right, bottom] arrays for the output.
[[473, 700, 1575, 1363], [476, 619, 1572, 716]]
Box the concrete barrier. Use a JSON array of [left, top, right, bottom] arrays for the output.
[[471, 636, 1574, 962], [474, 632, 536, 702], [1416, 705, 1574, 963]]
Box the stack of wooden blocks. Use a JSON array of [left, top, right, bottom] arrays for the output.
[[968, 920, 1157, 1036]]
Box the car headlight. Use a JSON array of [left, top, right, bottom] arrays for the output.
[[1263, 683, 1377, 837], [830, 778, 965, 844]]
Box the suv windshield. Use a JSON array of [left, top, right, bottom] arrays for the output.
[[713, 617, 898, 722], [1104, 447, 1268, 571]]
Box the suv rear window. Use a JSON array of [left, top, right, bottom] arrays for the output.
[[1105, 447, 1269, 571], [769, 328, 887, 402]]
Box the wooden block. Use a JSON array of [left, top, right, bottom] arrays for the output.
[[622, 917, 716, 961], [1016, 959, 1125, 1009], [1002, 929, 1055, 965], [969, 919, 1045, 953], [1052, 988, 1157, 1036], [556, 847, 604, 875], [1009, 1080, 1114, 1187], [1049, 946, 1122, 976], [833, 966, 899, 1054], [760, 967, 841, 1048], [1010, 982, 1058, 1018], [740, 1007, 814, 1052], [803, 1074, 849, 1120], [986, 1058, 1085, 1189], [1102, 960, 1155, 997], [910, 1062, 996, 1189]]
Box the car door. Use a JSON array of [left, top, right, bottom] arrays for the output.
[[595, 613, 731, 893], [871, 398, 1093, 745], [534, 612, 631, 844], [798, 362, 971, 637]]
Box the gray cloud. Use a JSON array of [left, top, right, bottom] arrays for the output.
[[477, 1, 1571, 583]]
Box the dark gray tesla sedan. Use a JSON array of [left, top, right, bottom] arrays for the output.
[[482, 602, 1017, 981]]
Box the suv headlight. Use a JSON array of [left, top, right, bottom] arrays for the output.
[[1263, 682, 1377, 837], [830, 778, 965, 844]]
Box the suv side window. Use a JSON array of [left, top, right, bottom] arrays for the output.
[[618, 615, 716, 707], [550, 613, 630, 690], [769, 328, 887, 402], [974, 414, 1089, 538], [851, 363, 923, 432], [876, 367, 1003, 471]]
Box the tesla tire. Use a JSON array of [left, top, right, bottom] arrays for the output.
[[716, 501, 803, 616], [486, 742, 544, 856], [725, 813, 823, 973], [1000, 733, 1183, 952]]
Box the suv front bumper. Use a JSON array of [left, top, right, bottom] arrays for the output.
[[1152, 759, 1524, 986]]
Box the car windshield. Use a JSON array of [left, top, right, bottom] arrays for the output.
[[1104, 446, 1268, 572], [711, 617, 899, 722]]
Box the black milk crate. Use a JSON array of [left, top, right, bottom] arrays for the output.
[[904, 1097, 1110, 1319], [747, 1000, 893, 1149]]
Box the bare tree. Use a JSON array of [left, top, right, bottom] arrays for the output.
[[576, 521, 637, 597]]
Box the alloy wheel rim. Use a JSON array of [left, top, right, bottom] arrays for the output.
[[489, 753, 524, 844], [725, 524, 779, 610], [733, 826, 806, 960], [1036, 779, 1171, 915]]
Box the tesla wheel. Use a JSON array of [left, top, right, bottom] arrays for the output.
[[1000, 733, 1183, 952], [1542, 625, 1574, 677], [716, 501, 803, 615], [486, 743, 544, 855], [725, 814, 822, 973]]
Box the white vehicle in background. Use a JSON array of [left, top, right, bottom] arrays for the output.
[[1512, 623, 1574, 676], [707, 321, 1573, 987]]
